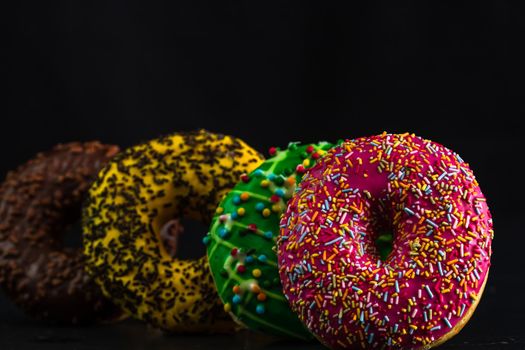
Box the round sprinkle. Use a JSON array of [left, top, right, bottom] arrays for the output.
[[262, 208, 271, 217], [247, 223, 258, 232], [202, 236, 211, 245], [245, 256, 254, 264], [237, 208, 245, 216], [253, 169, 264, 177], [230, 248, 238, 256], [296, 164, 305, 174], [255, 202, 265, 212], [232, 285, 241, 294], [232, 295, 241, 304], [224, 303, 232, 312], [268, 147, 277, 156], [258, 254, 268, 263], [236, 265, 246, 273], [257, 293, 267, 301], [260, 180, 269, 188], [252, 269, 262, 278], [264, 231, 273, 239], [216, 207, 224, 214], [218, 228, 229, 238], [240, 174, 249, 183], [274, 188, 285, 197], [240, 192, 250, 201], [250, 283, 261, 293], [270, 195, 280, 203], [306, 145, 314, 153], [256, 304, 265, 314], [302, 159, 311, 167], [232, 195, 241, 205]]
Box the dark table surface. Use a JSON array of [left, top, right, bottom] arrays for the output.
[[1, 219, 523, 349], [0, 318, 524, 350]]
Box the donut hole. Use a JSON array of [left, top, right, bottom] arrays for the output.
[[62, 219, 83, 248], [159, 218, 209, 259], [61, 203, 84, 249], [375, 231, 394, 261], [364, 199, 396, 262]]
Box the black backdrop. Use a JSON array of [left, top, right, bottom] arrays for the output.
[[3, 0, 524, 344]]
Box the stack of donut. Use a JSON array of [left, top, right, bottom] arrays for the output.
[[0, 130, 493, 350]]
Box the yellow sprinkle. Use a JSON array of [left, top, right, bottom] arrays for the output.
[[216, 207, 224, 214], [303, 159, 311, 167], [262, 208, 271, 217], [237, 207, 246, 216], [260, 180, 269, 188], [224, 303, 232, 312]]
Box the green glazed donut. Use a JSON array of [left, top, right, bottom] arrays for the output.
[[205, 141, 335, 339]]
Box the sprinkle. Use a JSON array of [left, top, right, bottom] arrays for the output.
[[324, 236, 344, 246], [425, 218, 439, 228], [404, 207, 415, 216], [424, 285, 434, 298], [218, 227, 229, 238], [274, 188, 285, 197], [256, 304, 265, 314], [252, 269, 262, 278]]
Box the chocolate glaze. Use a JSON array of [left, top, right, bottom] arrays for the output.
[[0, 142, 122, 324]]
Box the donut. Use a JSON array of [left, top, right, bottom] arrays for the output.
[[206, 141, 335, 339], [277, 133, 493, 349], [82, 130, 264, 332], [0, 142, 121, 323]]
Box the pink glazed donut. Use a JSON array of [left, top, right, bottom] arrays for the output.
[[277, 133, 493, 350]]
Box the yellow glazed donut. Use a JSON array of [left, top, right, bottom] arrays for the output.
[[82, 130, 264, 332]]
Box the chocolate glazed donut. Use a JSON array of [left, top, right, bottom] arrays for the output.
[[0, 142, 122, 323]]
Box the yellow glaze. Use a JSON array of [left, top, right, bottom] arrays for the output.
[[82, 130, 263, 332]]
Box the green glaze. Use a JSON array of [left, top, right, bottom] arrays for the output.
[[205, 142, 334, 339]]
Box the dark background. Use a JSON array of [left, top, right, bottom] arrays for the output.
[[2, 1, 524, 349]]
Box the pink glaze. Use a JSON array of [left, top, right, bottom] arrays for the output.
[[277, 133, 493, 349]]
